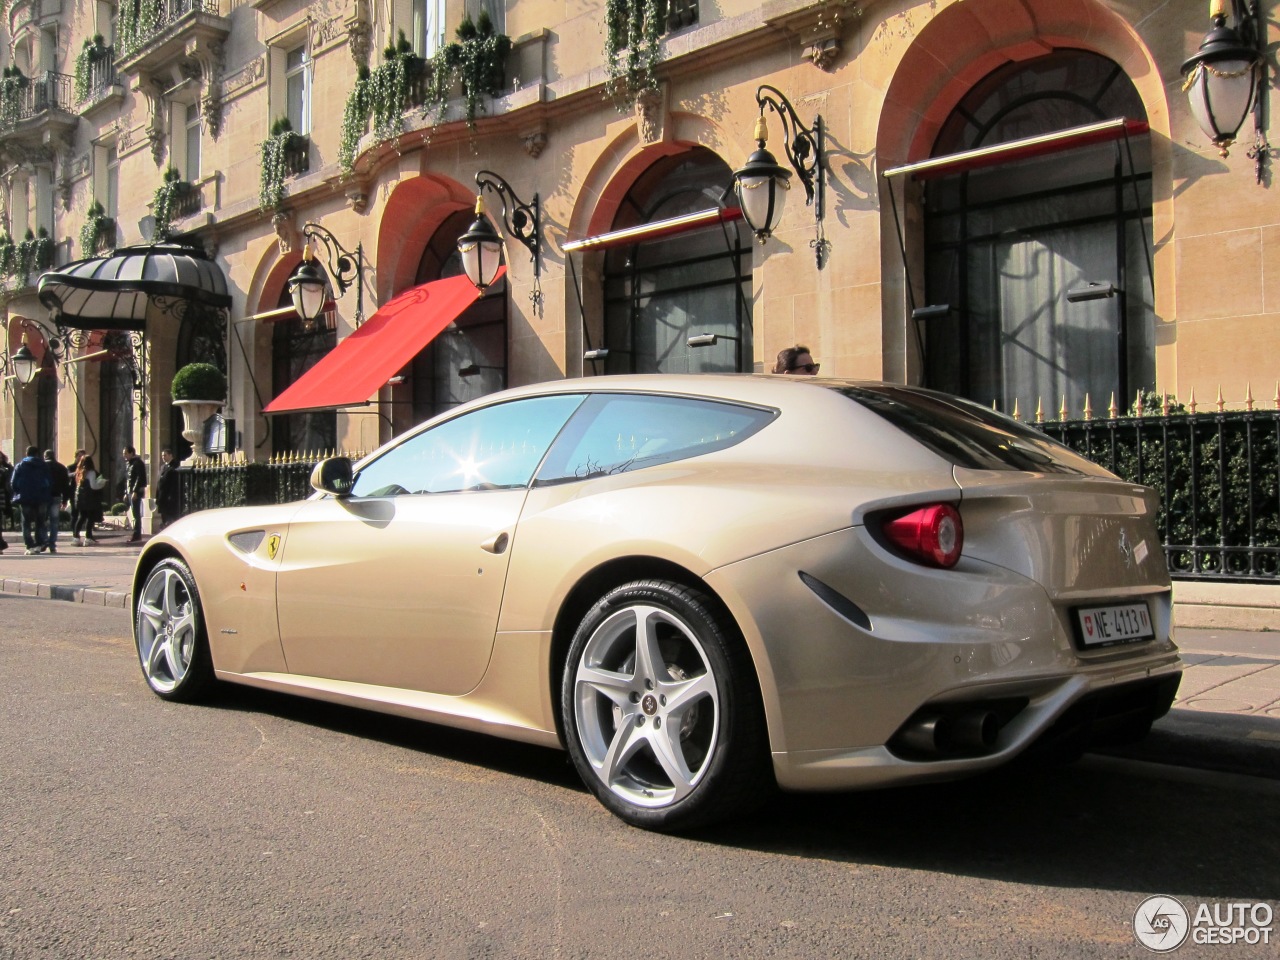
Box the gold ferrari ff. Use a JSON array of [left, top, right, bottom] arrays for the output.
[[133, 375, 1182, 831]]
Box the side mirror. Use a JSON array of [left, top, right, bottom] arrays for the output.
[[310, 457, 354, 497]]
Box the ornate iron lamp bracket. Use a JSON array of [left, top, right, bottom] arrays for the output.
[[301, 222, 367, 324], [475, 170, 543, 308], [755, 85, 829, 267]]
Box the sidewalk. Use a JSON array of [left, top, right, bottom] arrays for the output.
[[3, 532, 1279, 779]]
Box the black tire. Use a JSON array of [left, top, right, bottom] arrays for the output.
[[134, 558, 216, 702], [561, 579, 772, 831]]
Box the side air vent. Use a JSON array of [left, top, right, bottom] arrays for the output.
[[798, 571, 871, 630], [228, 531, 266, 554]]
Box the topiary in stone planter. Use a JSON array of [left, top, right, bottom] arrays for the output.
[[172, 363, 226, 456]]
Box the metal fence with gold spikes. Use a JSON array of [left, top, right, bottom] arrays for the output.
[[175, 449, 366, 517], [1030, 387, 1280, 581]]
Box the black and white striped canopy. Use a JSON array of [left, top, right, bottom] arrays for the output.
[[37, 243, 231, 331]]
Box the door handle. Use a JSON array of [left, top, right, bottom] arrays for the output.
[[480, 532, 510, 554]]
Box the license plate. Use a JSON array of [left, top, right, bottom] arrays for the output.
[[1075, 602, 1154, 648]]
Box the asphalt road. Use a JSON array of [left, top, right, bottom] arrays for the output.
[[2, 596, 1278, 959]]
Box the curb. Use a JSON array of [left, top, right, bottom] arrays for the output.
[[1, 579, 130, 608]]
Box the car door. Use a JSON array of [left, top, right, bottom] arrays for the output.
[[274, 393, 585, 696]]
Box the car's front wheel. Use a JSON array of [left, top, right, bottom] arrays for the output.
[[561, 579, 770, 831], [135, 558, 215, 702]]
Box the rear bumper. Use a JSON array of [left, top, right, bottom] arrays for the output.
[[770, 656, 1182, 791], [705, 525, 1182, 792]]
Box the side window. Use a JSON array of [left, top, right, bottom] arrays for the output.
[[537, 393, 775, 485], [351, 394, 585, 497]]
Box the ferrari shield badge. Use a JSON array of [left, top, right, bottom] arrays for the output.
[[267, 534, 281, 560]]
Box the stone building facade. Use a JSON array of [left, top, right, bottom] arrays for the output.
[[0, 0, 1275, 495]]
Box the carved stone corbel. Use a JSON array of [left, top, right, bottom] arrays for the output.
[[346, 0, 372, 68], [521, 126, 547, 158], [133, 74, 168, 166], [184, 37, 226, 139], [272, 210, 297, 255], [635, 87, 665, 145], [762, 0, 857, 73], [345, 187, 368, 213]]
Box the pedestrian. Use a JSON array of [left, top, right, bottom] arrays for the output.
[[11, 445, 52, 554], [773, 345, 820, 376], [72, 454, 107, 546], [0, 450, 11, 552], [68, 448, 85, 518], [43, 450, 71, 554], [155, 447, 180, 529], [123, 445, 147, 543]]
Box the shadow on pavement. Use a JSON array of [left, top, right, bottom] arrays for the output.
[[197, 676, 1280, 904]]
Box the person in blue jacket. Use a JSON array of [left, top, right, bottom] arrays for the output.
[[11, 445, 52, 554]]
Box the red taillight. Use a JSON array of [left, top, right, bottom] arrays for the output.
[[882, 504, 964, 568]]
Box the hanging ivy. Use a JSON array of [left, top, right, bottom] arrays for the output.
[[74, 35, 108, 104], [117, 0, 163, 59], [426, 11, 511, 128], [80, 200, 115, 256], [603, 0, 667, 105], [152, 167, 191, 240], [0, 233, 17, 284], [259, 117, 304, 211], [0, 66, 29, 128], [339, 31, 423, 175], [0, 228, 54, 287]]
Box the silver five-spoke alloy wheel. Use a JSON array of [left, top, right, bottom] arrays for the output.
[[574, 601, 721, 808], [136, 559, 211, 700]]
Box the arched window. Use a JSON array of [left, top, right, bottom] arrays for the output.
[[602, 148, 751, 374], [272, 289, 336, 453], [409, 209, 507, 423], [923, 50, 1153, 414]]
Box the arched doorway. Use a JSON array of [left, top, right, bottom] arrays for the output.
[[601, 148, 751, 374], [409, 209, 507, 423], [922, 50, 1153, 414]]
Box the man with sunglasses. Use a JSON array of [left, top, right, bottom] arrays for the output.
[[773, 344, 820, 375]]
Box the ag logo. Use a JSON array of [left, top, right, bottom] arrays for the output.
[[1134, 895, 1190, 952], [266, 534, 281, 560]]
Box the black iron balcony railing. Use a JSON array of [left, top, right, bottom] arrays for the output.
[[282, 134, 310, 178], [80, 49, 120, 104], [0, 71, 74, 129], [172, 184, 203, 220], [117, 0, 224, 60]]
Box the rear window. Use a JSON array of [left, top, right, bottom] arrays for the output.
[[834, 385, 1105, 475]]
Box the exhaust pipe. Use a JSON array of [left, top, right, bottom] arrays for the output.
[[949, 710, 999, 751], [896, 709, 1000, 757]]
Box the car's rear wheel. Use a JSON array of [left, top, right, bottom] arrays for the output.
[[562, 579, 770, 831], [135, 558, 215, 702]]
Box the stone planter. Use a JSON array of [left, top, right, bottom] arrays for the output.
[[174, 399, 222, 456]]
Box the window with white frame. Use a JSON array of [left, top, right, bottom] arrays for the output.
[[170, 100, 201, 183], [413, 0, 448, 57], [284, 45, 311, 135], [94, 142, 120, 218]]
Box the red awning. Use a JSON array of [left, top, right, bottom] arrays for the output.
[[263, 268, 504, 415], [881, 118, 1149, 181]]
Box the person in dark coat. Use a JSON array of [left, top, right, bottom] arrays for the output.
[[0, 450, 12, 551], [43, 450, 71, 554], [11, 446, 51, 554], [123, 445, 147, 543], [155, 447, 180, 529], [72, 454, 107, 546]]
